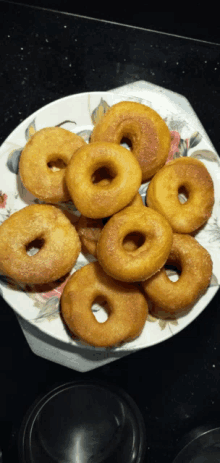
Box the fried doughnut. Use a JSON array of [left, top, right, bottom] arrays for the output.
[[97, 206, 173, 282], [0, 204, 81, 284], [76, 215, 104, 257], [141, 233, 213, 317], [90, 101, 171, 182], [147, 157, 214, 233], [128, 192, 144, 208], [19, 127, 86, 203], [77, 193, 143, 257], [65, 141, 142, 218], [61, 261, 148, 347]]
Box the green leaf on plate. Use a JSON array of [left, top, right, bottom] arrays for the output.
[[190, 150, 220, 165], [55, 120, 76, 128], [25, 119, 36, 140], [159, 319, 167, 330], [147, 314, 158, 323], [170, 319, 178, 326], [34, 296, 60, 321], [178, 139, 188, 157], [77, 130, 92, 142], [189, 131, 202, 148], [7, 148, 22, 174], [91, 98, 110, 125], [210, 273, 219, 287]]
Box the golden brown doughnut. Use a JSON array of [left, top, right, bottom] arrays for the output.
[[147, 157, 214, 233], [77, 193, 143, 257], [19, 127, 86, 203], [0, 204, 81, 284], [90, 101, 171, 182], [97, 206, 173, 282], [65, 141, 142, 218], [128, 192, 143, 208], [141, 233, 213, 317], [61, 261, 148, 347], [76, 215, 104, 257]]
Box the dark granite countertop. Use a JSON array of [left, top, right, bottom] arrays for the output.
[[0, 2, 220, 462], [2, 0, 220, 44]]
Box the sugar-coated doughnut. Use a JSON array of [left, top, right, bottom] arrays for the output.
[[19, 127, 86, 203], [61, 261, 148, 348], [147, 157, 214, 233], [97, 206, 173, 282], [77, 193, 143, 257], [65, 141, 142, 218], [0, 204, 81, 284], [90, 101, 171, 182], [141, 233, 213, 317]]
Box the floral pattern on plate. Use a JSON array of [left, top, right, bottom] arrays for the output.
[[0, 91, 219, 349]]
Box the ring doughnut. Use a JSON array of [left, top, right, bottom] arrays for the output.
[[97, 206, 173, 282], [61, 261, 148, 348], [90, 101, 171, 181], [65, 141, 142, 218], [19, 127, 86, 203], [0, 204, 81, 284], [141, 233, 213, 317], [147, 157, 214, 233], [77, 193, 143, 257]]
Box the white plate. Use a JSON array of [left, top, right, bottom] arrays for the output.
[[0, 91, 220, 352]]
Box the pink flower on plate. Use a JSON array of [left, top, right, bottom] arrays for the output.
[[0, 192, 7, 209], [166, 131, 181, 163], [25, 274, 71, 302], [41, 276, 69, 300]]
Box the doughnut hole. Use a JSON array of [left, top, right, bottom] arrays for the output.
[[123, 232, 146, 252], [178, 185, 189, 204], [165, 264, 181, 282], [47, 158, 67, 172], [117, 120, 141, 153], [92, 166, 115, 185], [26, 237, 45, 256], [91, 296, 110, 323], [165, 249, 182, 282], [120, 136, 132, 150]]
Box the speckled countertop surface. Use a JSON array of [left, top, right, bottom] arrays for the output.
[[0, 2, 220, 462]]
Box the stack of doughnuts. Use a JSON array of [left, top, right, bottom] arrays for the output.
[[0, 101, 214, 348]]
